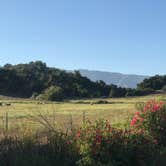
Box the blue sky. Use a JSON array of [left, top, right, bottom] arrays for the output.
[[0, 0, 166, 75]]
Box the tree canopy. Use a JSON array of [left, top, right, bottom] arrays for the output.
[[137, 75, 166, 91], [0, 61, 155, 101], [0, 61, 112, 99]]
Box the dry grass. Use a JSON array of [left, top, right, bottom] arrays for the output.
[[0, 94, 165, 133]]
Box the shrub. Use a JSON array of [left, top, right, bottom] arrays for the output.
[[0, 118, 163, 166], [91, 100, 109, 104], [0, 133, 79, 166], [131, 100, 166, 145], [31, 92, 39, 99], [37, 86, 64, 101], [74, 120, 157, 166]]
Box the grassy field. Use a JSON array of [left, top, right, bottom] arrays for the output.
[[0, 94, 165, 132]]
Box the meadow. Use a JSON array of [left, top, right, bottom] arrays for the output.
[[0, 94, 164, 133], [1, 94, 166, 166]]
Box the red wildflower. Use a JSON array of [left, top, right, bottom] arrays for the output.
[[130, 117, 138, 126], [130, 111, 142, 126], [76, 130, 81, 139], [66, 140, 71, 145], [144, 99, 164, 112], [95, 135, 102, 144], [135, 111, 140, 116]]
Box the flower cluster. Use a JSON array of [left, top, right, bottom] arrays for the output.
[[130, 111, 144, 126], [131, 99, 166, 145], [131, 100, 165, 127], [74, 120, 121, 153], [74, 119, 156, 166], [144, 100, 164, 112], [65, 100, 166, 165]]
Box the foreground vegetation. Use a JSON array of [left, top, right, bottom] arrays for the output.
[[0, 120, 160, 166], [1, 96, 166, 165], [0, 94, 166, 165]]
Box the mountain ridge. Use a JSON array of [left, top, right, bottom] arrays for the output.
[[78, 69, 149, 88]]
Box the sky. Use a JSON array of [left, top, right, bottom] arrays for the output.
[[0, 0, 166, 76]]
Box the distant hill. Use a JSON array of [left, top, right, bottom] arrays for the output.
[[78, 69, 149, 88]]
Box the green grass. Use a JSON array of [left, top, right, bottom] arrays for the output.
[[0, 94, 165, 132]]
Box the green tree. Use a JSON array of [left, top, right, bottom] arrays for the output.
[[37, 86, 64, 101]]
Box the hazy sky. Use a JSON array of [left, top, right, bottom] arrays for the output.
[[0, 0, 166, 75]]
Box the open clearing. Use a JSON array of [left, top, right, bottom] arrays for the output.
[[0, 94, 165, 132]]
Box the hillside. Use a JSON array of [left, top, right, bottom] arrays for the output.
[[79, 69, 149, 88], [0, 61, 112, 99], [0, 61, 155, 100]]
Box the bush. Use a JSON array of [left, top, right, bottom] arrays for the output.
[[74, 120, 157, 166], [0, 118, 164, 166], [31, 92, 39, 99], [91, 100, 109, 104], [37, 86, 64, 101], [0, 133, 78, 166], [131, 100, 166, 145]]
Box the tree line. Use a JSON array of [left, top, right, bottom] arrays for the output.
[[137, 75, 166, 91], [0, 61, 155, 101]]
